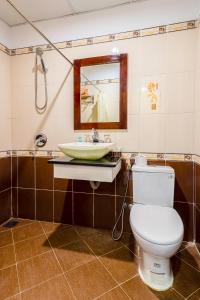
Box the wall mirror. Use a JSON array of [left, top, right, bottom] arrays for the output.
[[74, 54, 127, 130]]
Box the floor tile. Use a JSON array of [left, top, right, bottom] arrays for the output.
[[47, 227, 80, 248], [0, 244, 15, 269], [187, 288, 200, 299], [40, 221, 70, 234], [176, 245, 200, 271], [20, 275, 74, 300], [13, 222, 43, 243], [172, 257, 200, 298], [7, 295, 21, 300], [0, 225, 10, 233], [74, 225, 103, 239], [13, 219, 35, 228], [15, 234, 51, 262], [121, 233, 139, 256], [177, 241, 191, 252], [98, 286, 130, 299], [66, 259, 116, 300], [54, 239, 95, 272], [17, 251, 62, 291], [121, 275, 183, 300], [0, 230, 12, 247], [99, 246, 138, 284], [0, 265, 19, 300], [84, 230, 124, 256]]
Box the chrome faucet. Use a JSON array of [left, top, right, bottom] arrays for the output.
[[92, 128, 99, 143]]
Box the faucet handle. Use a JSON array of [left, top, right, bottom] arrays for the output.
[[104, 134, 111, 143], [85, 134, 91, 143]]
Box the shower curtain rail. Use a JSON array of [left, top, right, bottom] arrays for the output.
[[6, 0, 73, 66], [6, 0, 105, 94]]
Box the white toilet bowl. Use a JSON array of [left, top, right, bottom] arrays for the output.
[[130, 204, 184, 291]]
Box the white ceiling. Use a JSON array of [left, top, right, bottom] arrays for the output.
[[0, 0, 145, 26]]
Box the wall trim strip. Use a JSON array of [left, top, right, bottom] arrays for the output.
[[0, 19, 198, 56], [1, 149, 198, 163]]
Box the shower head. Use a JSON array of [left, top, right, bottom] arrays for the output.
[[36, 47, 43, 56]]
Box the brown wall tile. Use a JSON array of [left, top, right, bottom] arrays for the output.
[[0, 189, 11, 224], [174, 202, 194, 242], [195, 163, 200, 204], [94, 194, 115, 229], [0, 157, 11, 192], [73, 180, 93, 193], [36, 190, 53, 222], [5, 155, 197, 245], [167, 161, 194, 203], [54, 178, 72, 192], [148, 159, 166, 166], [196, 204, 200, 244], [95, 181, 115, 195], [12, 188, 18, 218], [36, 157, 53, 190], [74, 193, 93, 227], [54, 191, 72, 224], [116, 163, 132, 198], [116, 196, 132, 233], [12, 157, 18, 187], [18, 188, 35, 220], [18, 157, 35, 188]]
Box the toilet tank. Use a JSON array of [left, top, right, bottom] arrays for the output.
[[132, 165, 175, 207]]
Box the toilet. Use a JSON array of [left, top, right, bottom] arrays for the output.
[[130, 159, 184, 291]]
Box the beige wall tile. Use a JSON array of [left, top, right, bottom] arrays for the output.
[[0, 51, 11, 150], [138, 114, 165, 153], [4, 27, 199, 154], [164, 113, 194, 153], [164, 72, 195, 114], [165, 29, 197, 73]]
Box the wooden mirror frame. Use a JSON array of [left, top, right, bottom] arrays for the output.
[[74, 54, 127, 130]]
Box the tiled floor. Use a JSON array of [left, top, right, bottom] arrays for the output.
[[0, 219, 200, 300]]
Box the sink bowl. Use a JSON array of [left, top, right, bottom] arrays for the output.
[[58, 142, 114, 160]]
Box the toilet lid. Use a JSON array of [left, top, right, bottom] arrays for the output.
[[130, 205, 184, 245]]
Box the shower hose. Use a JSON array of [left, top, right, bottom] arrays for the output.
[[34, 50, 48, 114], [112, 167, 131, 241]]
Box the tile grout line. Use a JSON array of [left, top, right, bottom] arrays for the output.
[[93, 187, 95, 228], [16, 156, 19, 217], [186, 287, 200, 299], [171, 288, 185, 299], [10, 156, 13, 218], [39, 221, 77, 300], [52, 165, 55, 223], [118, 274, 139, 300], [176, 255, 200, 273], [72, 180, 74, 225], [11, 228, 21, 297], [0, 249, 52, 272], [0, 187, 12, 195], [74, 228, 123, 296], [193, 161, 196, 243], [176, 242, 194, 254], [9, 273, 65, 298], [34, 156, 37, 220]]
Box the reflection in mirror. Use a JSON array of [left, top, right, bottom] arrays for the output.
[[80, 63, 120, 123], [74, 54, 127, 130]]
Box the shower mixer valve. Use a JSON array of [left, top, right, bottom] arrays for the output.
[[35, 133, 47, 148]]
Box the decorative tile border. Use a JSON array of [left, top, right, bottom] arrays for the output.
[[7, 150, 198, 163], [0, 42, 10, 55], [82, 78, 119, 86], [0, 20, 198, 56], [0, 151, 11, 158]]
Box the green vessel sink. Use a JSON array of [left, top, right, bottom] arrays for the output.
[[58, 142, 114, 160]]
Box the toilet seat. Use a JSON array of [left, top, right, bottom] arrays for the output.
[[130, 204, 184, 245]]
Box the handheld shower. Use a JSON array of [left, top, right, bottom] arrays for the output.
[[34, 47, 48, 113]]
